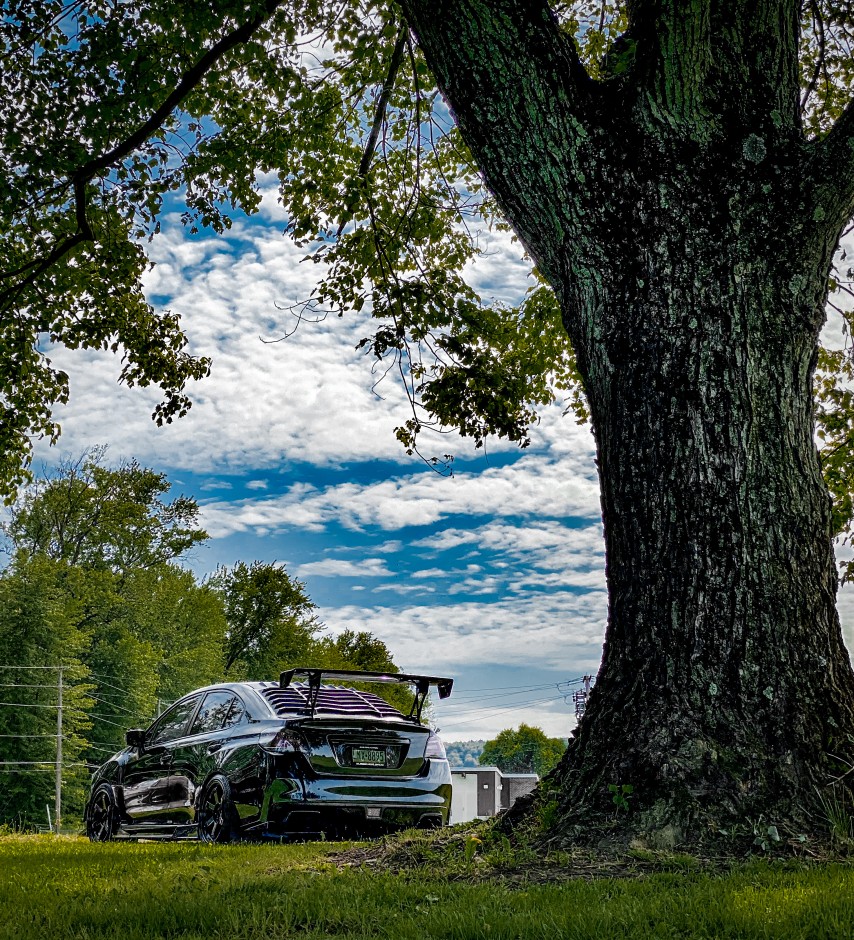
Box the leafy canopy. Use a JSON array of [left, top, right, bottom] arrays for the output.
[[3, 0, 854, 559], [479, 723, 567, 776], [2, 446, 208, 572], [209, 560, 320, 676]]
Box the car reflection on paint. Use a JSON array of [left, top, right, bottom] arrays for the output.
[[84, 668, 453, 843]]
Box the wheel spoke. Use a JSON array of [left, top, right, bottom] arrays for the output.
[[200, 783, 228, 842], [88, 788, 114, 841]]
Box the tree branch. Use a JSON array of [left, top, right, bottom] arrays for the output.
[[336, 22, 409, 237], [809, 98, 854, 232], [358, 23, 409, 178], [399, 0, 593, 285], [74, 0, 286, 182], [624, 0, 800, 132], [0, 0, 286, 313]]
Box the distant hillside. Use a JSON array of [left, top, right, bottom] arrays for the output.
[[445, 739, 485, 768]]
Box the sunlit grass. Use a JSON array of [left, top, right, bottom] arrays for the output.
[[0, 834, 852, 939]]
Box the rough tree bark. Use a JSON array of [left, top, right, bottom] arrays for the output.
[[401, 0, 854, 845]]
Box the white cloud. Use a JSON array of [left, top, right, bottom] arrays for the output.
[[246, 480, 269, 490], [40, 205, 544, 477], [374, 540, 404, 554], [370, 582, 437, 596], [411, 568, 450, 580], [199, 436, 599, 539], [293, 557, 392, 578], [319, 590, 607, 674], [447, 577, 501, 596]]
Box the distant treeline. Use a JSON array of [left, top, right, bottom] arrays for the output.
[[445, 740, 486, 768], [0, 451, 407, 828]]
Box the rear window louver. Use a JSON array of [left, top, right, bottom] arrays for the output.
[[260, 683, 407, 721]]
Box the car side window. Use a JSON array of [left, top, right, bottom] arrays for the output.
[[148, 696, 200, 746], [222, 695, 245, 729], [189, 691, 236, 736]]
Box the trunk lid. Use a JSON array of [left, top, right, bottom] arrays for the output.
[[290, 718, 431, 777]]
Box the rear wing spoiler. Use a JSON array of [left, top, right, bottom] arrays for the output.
[[279, 667, 453, 723]]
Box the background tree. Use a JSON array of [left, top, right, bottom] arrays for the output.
[[210, 561, 320, 677], [480, 725, 567, 777], [6, 1, 854, 848], [317, 628, 415, 714], [0, 452, 222, 825], [0, 558, 94, 827], [445, 740, 486, 768], [4, 447, 208, 571]]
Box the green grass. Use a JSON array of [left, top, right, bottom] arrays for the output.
[[1, 835, 853, 939]]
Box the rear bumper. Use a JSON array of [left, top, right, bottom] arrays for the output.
[[259, 759, 451, 835]]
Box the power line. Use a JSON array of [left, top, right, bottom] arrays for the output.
[[85, 693, 139, 716], [86, 673, 132, 694], [451, 676, 588, 697], [0, 702, 60, 709], [439, 683, 576, 708], [438, 692, 571, 729], [0, 764, 86, 773], [0, 665, 65, 670], [0, 683, 59, 689], [437, 691, 570, 719], [0, 761, 56, 766], [0, 733, 58, 739], [0, 665, 85, 673], [77, 713, 129, 728]]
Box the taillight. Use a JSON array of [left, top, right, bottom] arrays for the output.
[[424, 732, 447, 760], [262, 729, 303, 754]]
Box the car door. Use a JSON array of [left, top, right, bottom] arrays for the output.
[[167, 691, 240, 825], [120, 695, 200, 827]]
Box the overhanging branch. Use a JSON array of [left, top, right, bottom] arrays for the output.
[[358, 23, 409, 178], [809, 98, 854, 231], [0, 0, 286, 313], [336, 22, 409, 236], [399, 0, 594, 284]]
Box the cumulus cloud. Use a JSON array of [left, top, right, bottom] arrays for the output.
[[370, 582, 437, 596], [199, 437, 600, 538], [293, 557, 392, 578], [41, 220, 414, 471], [39, 206, 547, 476], [319, 590, 607, 674]]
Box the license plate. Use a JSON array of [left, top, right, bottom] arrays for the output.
[[352, 747, 386, 766]]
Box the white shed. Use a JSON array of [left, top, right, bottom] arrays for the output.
[[449, 766, 538, 824]]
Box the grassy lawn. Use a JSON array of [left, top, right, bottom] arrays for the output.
[[1, 834, 853, 939]]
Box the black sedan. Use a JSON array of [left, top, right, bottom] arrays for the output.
[[84, 668, 453, 842]]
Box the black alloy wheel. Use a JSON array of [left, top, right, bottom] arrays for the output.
[[86, 785, 117, 842], [197, 776, 238, 844]]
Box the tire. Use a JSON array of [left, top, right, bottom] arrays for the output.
[[197, 775, 239, 844], [86, 784, 118, 842]]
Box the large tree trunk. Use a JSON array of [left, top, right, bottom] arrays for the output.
[[550, 162, 854, 844], [402, 0, 854, 846]]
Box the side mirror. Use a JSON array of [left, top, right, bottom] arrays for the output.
[[126, 728, 146, 750]]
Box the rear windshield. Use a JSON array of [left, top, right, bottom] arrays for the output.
[[260, 683, 407, 721]]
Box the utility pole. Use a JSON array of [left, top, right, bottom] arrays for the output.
[[573, 675, 593, 723], [55, 667, 62, 835]]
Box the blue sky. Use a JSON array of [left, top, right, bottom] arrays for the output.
[[35, 183, 854, 742]]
